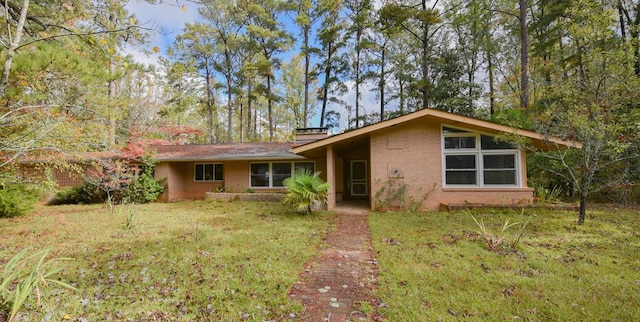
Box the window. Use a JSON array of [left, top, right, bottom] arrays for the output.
[[442, 126, 518, 187], [444, 136, 476, 149], [445, 155, 477, 184], [194, 163, 223, 181], [294, 162, 315, 173], [250, 163, 270, 187], [272, 163, 292, 187], [250, 161, 315, 188]]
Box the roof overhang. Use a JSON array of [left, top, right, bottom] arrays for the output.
[[155, 155, 306, 162], [293, 108, 581, 156], [151, 142, 306, 162]]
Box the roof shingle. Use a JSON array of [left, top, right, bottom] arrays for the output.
[[150, 142, 303, 162]]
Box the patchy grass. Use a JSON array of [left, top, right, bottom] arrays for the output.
[[370, 207, 640, 321], [0, 201, 330, 321]]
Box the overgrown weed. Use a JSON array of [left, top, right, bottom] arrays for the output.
[[471, 209, 531, 252], [0, 248, 76, 320], [1, 201, 331, 320], [370, 207, 640, 320]]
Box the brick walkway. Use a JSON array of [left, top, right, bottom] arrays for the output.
[[289, 206, 380, 321]]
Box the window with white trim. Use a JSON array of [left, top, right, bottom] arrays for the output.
[[250, 161, 315, 188], [442, 126, 519, 187], [194, 163, 223, 181]]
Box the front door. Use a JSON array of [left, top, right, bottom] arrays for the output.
[[350, 160, 368, 196]]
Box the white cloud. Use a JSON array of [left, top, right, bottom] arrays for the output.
[[126, 0, 200, 34], [124, 0, 202, 66]]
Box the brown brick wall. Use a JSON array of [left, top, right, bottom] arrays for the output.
[[157, 159, 318, 202], [225, 161, 249, 192], [155, 161, 223, 202], [370, 120, 533, 211]]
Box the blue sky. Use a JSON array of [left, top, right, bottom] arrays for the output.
[[124, 0, 380, 130], [124, 1, 201, 66]]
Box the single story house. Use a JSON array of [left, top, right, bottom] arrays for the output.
[[152, 108, 576, 211]]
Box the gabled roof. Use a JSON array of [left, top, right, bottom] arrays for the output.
[[293, 108, 580, 155], [151, 142, 304, 162]]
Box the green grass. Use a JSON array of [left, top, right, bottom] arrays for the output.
[[0, 201, 331, 321], [370, 208, 640, 321]]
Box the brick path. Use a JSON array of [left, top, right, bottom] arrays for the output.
[[289, 206, 379, 321]]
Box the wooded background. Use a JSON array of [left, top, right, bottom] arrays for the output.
[[1, 0, 639, 214]]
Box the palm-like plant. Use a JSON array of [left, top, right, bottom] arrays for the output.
[[283, 169, 330, 214]]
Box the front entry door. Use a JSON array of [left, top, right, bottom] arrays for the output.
[[350, 160, 368, 196]]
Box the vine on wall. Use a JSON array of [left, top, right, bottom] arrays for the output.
[[374, 178, 435, 212]]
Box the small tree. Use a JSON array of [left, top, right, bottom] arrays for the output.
[[528, 2, 640, 225], [282, 169, 329, 214]]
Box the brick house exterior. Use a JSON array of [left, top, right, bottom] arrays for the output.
[[152, 108, 576, 211]]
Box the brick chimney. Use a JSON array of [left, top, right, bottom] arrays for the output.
[[295, 127, 329, 143]]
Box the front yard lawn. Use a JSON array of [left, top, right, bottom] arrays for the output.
[[370, 207, 640, 320], [0, 201, 330, 321]]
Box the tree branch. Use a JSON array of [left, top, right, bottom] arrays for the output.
[[15, 25, 156, 51]]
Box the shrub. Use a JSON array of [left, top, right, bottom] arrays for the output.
[[283, 169, 329, 214], [51, 156, 163, 205], [121, 158, 164, 204], [51, 183, 105, 205], [0, 183, 41, 218]]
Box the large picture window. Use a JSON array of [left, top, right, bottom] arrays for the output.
[[250, 161, 315, 188], [442, 126, 519, 187], [194, 163, 223, 181]]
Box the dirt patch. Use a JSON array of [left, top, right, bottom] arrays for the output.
[[289, 211, 381, 321]]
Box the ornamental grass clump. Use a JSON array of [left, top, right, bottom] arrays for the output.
[[0, 248, 76, 321], [471, 210, 531, 252], [282, 169, 329, 214]]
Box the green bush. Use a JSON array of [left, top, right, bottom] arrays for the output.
[[0, 183, 41, 218], [282, 169, 329, 214], [121, 164, 164, 204], [51, 156, 163, 205], [50, 183, 105, 205]]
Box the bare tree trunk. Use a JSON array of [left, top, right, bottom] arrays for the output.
[[468, 57, 476, 112], [618, 0, 627, 41], [267, 75, 274, 141], [253, 109, 257, 136], [247, 76, 252, 140], [239, 102, 243, 143], [108, 60, 117, 147], [632, 3, 640, 75], [319, 41, 333, 128], [303, 26, 310, 128], [519, 0, 529, 112], [205, 64, 215, 144], [399, 76, 405, 114], [421, 23, 430, 109], [0, 0, 30, 99], [487, 49, 495, 115], [226, 76, 233, 143], [578, 191, 587, 225], [355, 27, 361, 128], [421, 0, 430, 110], [380, 45, 386, 122]]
